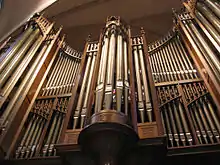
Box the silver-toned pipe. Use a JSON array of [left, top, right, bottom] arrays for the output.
[[158, 47, 172, 81], [195, 10, 220, 53], [49, 55, 67, 96], [123, 41, 129, 115], [58, 56, 72, 95], [167, 103, 180, 146], [197, 2, 220, 33], [15, 114, 36, 158], [204, 96, 220, 132], [151, 52, 163, 82], [172, 101, 186, 146], [43, 112, 59, 156], [183, 20, 220, 82], [116, 34, 123, 112], [196, 100, 214, 143], [48, 113, 62, 156], [149, 54, 157, 82], [163, 44, 178, 81], [0, 26, 33, 73], [20, 116, 40, 158], [163, 108, 174, 147], [178, 100, 193, 145], [187, 20, 220, 77], [54, 56, 69, 95], [42, 54, 62, 96], [191, 103, 208, 144], [70, 53, 81, 90], [73, 52, 92, 129], [0, 29, 59, 126], [133, 46, 145, 123], [200, 98, 219, 142], [25, 117, 43, 158], [204, 0, 220, 19], [138, 45, 152, 122], [174, 38, 196, 79], [104, 30, 116, 110], [95, 36, 109, 112], [81, 52, 97, 128], [63, 56, 75, 94], [169, 41, 187, 79], [65, 52, 78, 94], [0, 29, 39, 88], [29, 118, 45, 158], [156, 49, 167, 82]]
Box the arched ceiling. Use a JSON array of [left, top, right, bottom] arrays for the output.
[[44, 0, 182, 51]]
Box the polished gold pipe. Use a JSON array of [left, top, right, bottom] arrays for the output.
[[0, 28, 60, 127], [204, 0, 220, 18], [0, 26, 33, 73], [197, 2, 220, 33], [0, 35, 43, 99], [0, 29, 40, 88]]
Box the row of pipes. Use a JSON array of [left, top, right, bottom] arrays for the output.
[[42, 46, 81, 96], [0, 17, 60, 130]]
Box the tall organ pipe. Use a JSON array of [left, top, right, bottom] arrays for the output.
[[195, 10, 220, 52], [95, 36, 109, 113], [0, 29, 40, 88], [183, 20, 220, 83], [196, 2, 220, 33], [138, 45, 152, 122], [0, 26, 33, 73], [0, 35, 44, 98], [104, 28, 116, 110], [204, 0, 220, 19]]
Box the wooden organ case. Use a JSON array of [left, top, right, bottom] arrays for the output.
[[0, 0, 220, 165]]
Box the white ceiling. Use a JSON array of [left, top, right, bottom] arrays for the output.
[[0, 0, 56, 42], [44, 0, 182, 50]]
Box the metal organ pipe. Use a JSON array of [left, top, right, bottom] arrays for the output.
[[104, 28, 116, 110], [73, 42, 98, 129], [197, 2, 220, 33], [204, 0, 220, 19]]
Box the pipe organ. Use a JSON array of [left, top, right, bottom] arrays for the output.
[[0, 0, 220, 164]]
